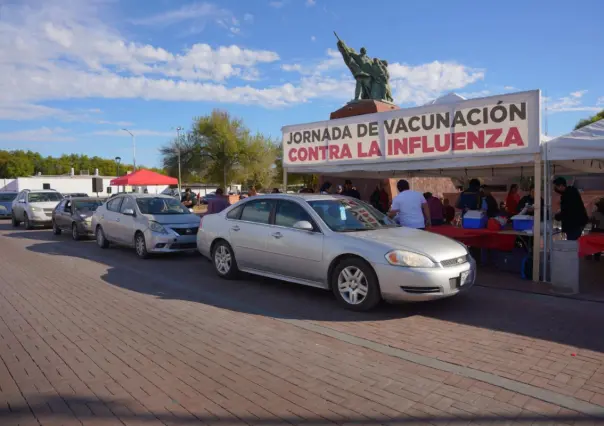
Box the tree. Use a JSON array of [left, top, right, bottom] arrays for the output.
[[160, 110, 279, 189], [0, 149, 165, 179], [574, 109, 604, 130]]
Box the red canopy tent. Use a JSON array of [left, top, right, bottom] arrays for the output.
[[110, 169, 178, 186]]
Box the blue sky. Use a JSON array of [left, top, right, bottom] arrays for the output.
[[0, 0, 602, 168]]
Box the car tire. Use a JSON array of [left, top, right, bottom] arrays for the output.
[[11, 214, 21, 227], [331, 257, 381, 311], [24, 214, 33, 230], [95, 226, 109, 249], [52, 221, 62, 235], [211, 240, 239, 279], [71, 223, 80, 241], [134, 232, 149, 259]]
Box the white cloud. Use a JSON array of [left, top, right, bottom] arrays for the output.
[[0, 127, 75, 142], [269, 1, 286, 8], [306, 0, 317, 6], [0, 0, 490, 119], [311, 35, 316, 42], [546, 90, 601, 113], [244, 13, 254, 23], [92, 129, 174, 137], [130, 2, 232, 31], [503, 86, 518, 91], [597, 97, 604, 106]]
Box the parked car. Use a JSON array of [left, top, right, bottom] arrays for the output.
[[197, 194, 475, 311], [0, 192, 18, 219], [11, 189, 63, 229], [52, 197, 106, 240], [92, 194, 201, 258]]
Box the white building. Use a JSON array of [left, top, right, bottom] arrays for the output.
[[0, 169, 119, 196]]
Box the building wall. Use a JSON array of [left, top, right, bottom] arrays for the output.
[[1, 176, 119, 196]]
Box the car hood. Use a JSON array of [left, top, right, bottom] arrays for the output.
[[31, 201, 61, 209], [346, 227, 467, 262], [143, 213, 200, 226]]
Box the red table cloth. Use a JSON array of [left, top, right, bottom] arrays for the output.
[[428, 226, 518, 251], [579, 234, 604, 257]]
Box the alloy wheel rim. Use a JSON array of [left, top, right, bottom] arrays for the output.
[[136, 236, 145, 256], [215, 246, 232, 275], [337, 266, 369, 305]]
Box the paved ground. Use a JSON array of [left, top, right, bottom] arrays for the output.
[[1, 222, 604, 425]]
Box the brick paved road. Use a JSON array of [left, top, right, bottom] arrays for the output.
[[1, 223, 604, 425]]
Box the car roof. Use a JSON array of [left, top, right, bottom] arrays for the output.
[[24, 189, 60, 193], [116, 193, 173, 199], [247, 193, 348, 202], [68, 197, 106, 201]]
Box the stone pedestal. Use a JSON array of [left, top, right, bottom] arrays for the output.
[[330, 99, 400, 120]]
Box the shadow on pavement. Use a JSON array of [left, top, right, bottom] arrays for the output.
[[6, 223, 604, 353], [2, 395, 602, 424]]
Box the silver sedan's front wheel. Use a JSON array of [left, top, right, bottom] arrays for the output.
[[212, 241, 239, 279], [331, 258, 381, 311], [337, 266, 369, 305]]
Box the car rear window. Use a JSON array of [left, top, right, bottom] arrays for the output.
[[0, 193, 16, 202]]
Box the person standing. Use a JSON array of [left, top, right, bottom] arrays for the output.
[[388, 179, 430, 229], [207, 188, 230, 214], [480, 186, 500, 218], [424, 193, 444, 226], [505, 184, 521, 217], [553, 177, 588, 241], [370, 182, 389, 213], [181, 188, 196, 208], [319, 181, 332, 194], [456, 179, 482, 214], [342, 179, 361, 199]]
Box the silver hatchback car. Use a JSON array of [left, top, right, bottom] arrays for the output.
[[197, 194, 476, 311], [92, 194, 200, 258]]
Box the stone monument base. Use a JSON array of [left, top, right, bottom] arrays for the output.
[[330, 99, 400, 120]]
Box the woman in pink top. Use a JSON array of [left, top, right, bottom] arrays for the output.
[[424, 192, 445, 226]]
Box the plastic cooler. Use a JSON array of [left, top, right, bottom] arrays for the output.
[[462, 210, 487, 229], [511, 214, 534, 231]]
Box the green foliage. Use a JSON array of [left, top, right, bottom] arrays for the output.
[[0, 150, 164, 178], [160, 110, 279, 189], [574, 109, 604, 130]]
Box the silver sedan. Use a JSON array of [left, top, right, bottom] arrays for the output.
[[197, 194, 476, 311]]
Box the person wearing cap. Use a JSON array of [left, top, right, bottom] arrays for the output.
[[388, 179, 431, 229], [553, 177, 588, 240], [341, 179, 360, 199]]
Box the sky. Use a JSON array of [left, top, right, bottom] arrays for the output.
[[0, 0, 602, 168]]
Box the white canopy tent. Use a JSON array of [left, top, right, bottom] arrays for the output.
[[282, 90, 548, 281]]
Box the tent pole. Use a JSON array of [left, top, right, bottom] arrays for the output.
[[543, 145, 549, 282], [532, 153, 542, 282], [283, 168, 288, 193]]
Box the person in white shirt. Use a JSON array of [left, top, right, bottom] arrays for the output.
[[388, 179, 431, 229]]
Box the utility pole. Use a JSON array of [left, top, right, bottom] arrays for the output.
[[122, 129, 136, 170], [176, 127, 183, 196]]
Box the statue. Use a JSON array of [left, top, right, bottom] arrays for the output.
[[335, 32, 394, 103]]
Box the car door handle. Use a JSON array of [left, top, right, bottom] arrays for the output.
[[271, 232, 283, 239], [231, 225, 240, 231]]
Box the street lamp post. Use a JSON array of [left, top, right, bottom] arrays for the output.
[[175, 127, 183, 197], [121, 129, 136, 170], [115, 156, 121, 193]]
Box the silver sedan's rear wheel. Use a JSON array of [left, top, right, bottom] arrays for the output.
[[331, 258, 381, 311], [212, 241, 239, 279]]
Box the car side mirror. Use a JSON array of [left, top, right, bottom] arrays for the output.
[[18, 199, 25, 203], [292, 220, 313, 231], [122, 208, 135, 216]]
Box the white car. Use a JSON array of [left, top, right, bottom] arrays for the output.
[[197, 194, 476, 311], [11, 189, 63, 229]]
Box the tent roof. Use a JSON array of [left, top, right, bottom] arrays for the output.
[[110, 169, 178, 186], [546, 119, 604, 162], [424, 92, 466, 105]]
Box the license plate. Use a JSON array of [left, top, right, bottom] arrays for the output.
[[460, 271, 471, 286]]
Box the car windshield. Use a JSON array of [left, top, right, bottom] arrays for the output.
[[73, 200, 104, 212], [308, 198, 397, 232], [136, 197, 189, 215], [0, 193, 16, 202], [28, 192, 62, 202]]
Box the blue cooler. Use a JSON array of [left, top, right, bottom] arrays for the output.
[[511, 215, 534, 231], [462, 210, 487, 229]]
